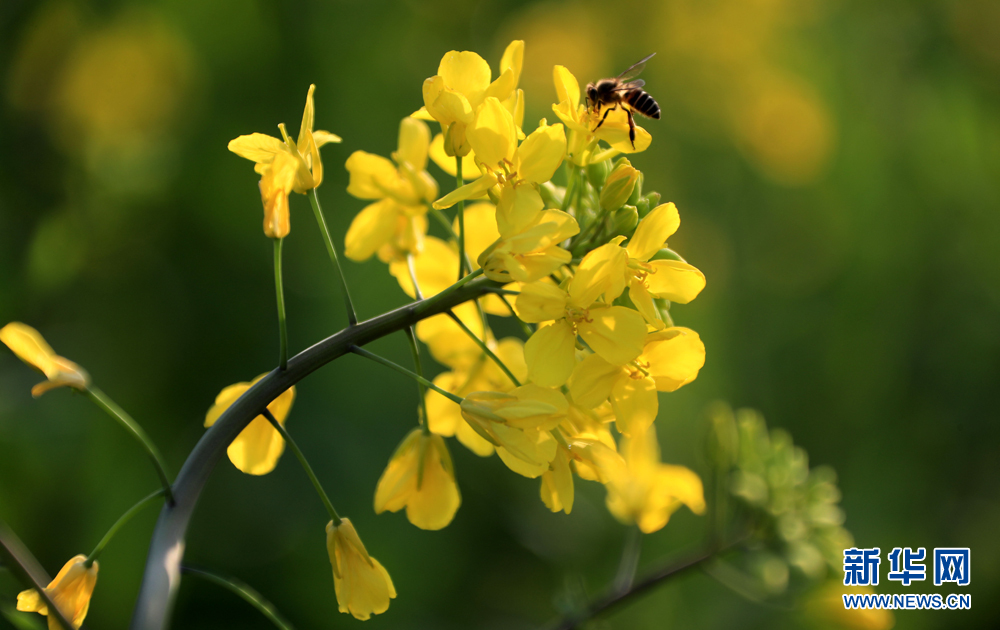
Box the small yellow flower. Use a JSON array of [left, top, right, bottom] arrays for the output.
[[204, 375, 296, 475], [425, 337, 526, 456], [1, 322, 90, 397], [568, 328, 706, 436], [552, 65, 652, 164], [17, 554, 98, 630], [476, 202, 579, 284], [374, 429, 461, 530], [460, 384, 567, 477], [603, 427, 705, 533], [540, 445, 574, 514], [228, 84, 341, 237], [345, 117, 438, 263], [421, 41, 524, 157], [326, 518, 396, 620], [624, 203, 706, 327], [515, 272, 647, 387]]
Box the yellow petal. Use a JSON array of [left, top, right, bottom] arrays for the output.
[[540, 447, 574, 513], [455, 202, 500, 264], [500, 40, 525, 86], [568, 238, 628, 307], [1, 321, 56, 376], [611, 375, 658, 436], [578, 306, 646, 366], [228, 133, 288, 164], [514, 281, 567, 323], [592, 107, 652, 153], [524, 320, 577, 387], [467, 97, 516, 168], [405, 435, 461, 529], [627, 203, 680, 261], [553, 65, 580, 107], [438, 50, 492, 108], [644, 260, 706, 304], [641, 327, 706, 392], [422, 75, 474, 125], [374, 429, 422, 513], [501, 209, 580, 249], [493, 426, 557, 477], [345, 151, 399, 200], [345, 199, 400, 262], [297, 84, 316, 150], [432, 172, 497, 210], [313, 130, 342, 147], [396, 117, 431, 172], [388, 236, 458, 298], [502, 248, 572, 283], [569, 353, 622, 409], [328, 519, 395, 620], [514, 123, 566, 184], [205, 375, 295, 475], [485, 68, 516, 104], [628, 279, 663, 328], [496, 183, 544, 236], [259, 152, 298, 239], [429, 134, 478, 179]]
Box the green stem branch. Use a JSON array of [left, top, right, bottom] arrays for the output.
[[404, 327, 431, 435], [262, 410, 340, 526], [182, 566, 295, 630], [308, 189, 357, 326], [350, 345, 463, 405], [87, 489, 166, 566], [274, 238, 288, 370], [85, 387, 174, 505], [446, 311, 522, 387]]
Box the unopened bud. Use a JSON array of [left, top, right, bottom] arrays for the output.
[[638, 191, 661, 218], [586, 159, 610, 189], [599, 159, 639, 212], [612, 205, 639, 236], [627, 171, 643, 206], [650, 247, 685, 262]]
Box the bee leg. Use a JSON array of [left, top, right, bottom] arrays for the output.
[[627, 108, 636, 149], [594, 104, 616, 131]]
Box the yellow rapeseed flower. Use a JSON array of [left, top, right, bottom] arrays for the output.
[[421, 41, 524, 157], [1, 322, 90, 397], [425, 337, 527, 456], [344, 117, 438, 263], [603, 427, 705, 533], [204, 375, 296, 475], [540, 445, 574, 513], [228, 84, 341, 238], [460, 384, 567, 477], [374, 429, 461, 530], [568, 328, 706, 436], [478, 206, 580, 284], [514, 267, 647, 387], [326, 518, 396, 620], [17, 554, 98, 630], [552, 65, 652, 164]]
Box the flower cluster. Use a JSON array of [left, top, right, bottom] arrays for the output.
[[346, 42, 710, 540]]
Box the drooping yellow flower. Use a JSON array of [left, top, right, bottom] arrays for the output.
[[204, 375, 296, 475], [17, 554, 98, 630], [515, 265, 647, 387], [460, 384, 567, 477], [344, 117, 438, 263], [374, 429, 461, 530], [326, 518, 396, 620], [421, 41, 524, 157], [425, 337, 527, 456], [389, 236, 485, 369], [552, 65, 652, 164], [568, 328, 706, 436], [622, 203, 706, 327], [1, 322, 90, 397], [228, 84, 341, 237], [603, 427, 705, 533]]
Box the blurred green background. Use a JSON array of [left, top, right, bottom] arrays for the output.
[[1, 0, 999, 628]]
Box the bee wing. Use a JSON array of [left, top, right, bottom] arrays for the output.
[[611, 79, 645, 91], [617, 53, 656, 81]]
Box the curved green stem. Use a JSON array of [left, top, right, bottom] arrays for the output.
[[613, 526, 643, 593], [456, 157, 467, 280], [262, 409, 340, 526], [130, 275, 498, 630], [308, 189, 357, 326], [446, 311, 522, 387], [350, 344, 463, 405], [274, 238, 288, 371], [87, 489, 166, 566], [183, 566, 295, 630], [85, 387, 174, 505]]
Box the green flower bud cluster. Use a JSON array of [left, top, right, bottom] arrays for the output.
[[709, 405, 854, 594]]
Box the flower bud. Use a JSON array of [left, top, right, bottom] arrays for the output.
[[627, 171, 643, 206], [650, 247, 685, 262], [612, 205, 639, 237], [586, 159, 610, 189], [638, 191, 661, 218], [599, 159, 639, 212]]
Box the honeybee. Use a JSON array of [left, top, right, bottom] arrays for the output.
[[586, 53, 660, 148]]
